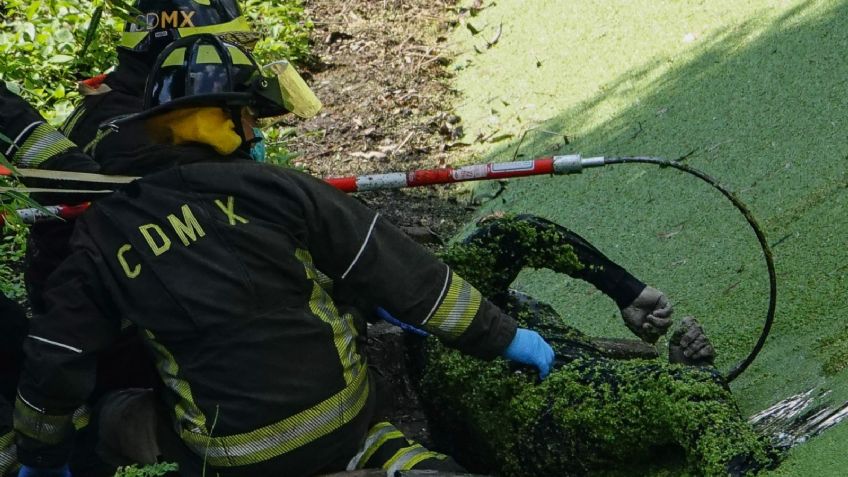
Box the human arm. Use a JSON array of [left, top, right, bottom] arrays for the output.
[[13, 235, 121, 470], [0, 81, 106, 211], [463, 215, 672, 343], [278, 170, 518, 359], [0, 82, 98, 174]]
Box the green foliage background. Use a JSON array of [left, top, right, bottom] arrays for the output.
[[0, 0, 313, 297], [0, 0, 313, 125]]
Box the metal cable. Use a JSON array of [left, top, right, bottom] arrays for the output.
[[602, 156, 776, 382]]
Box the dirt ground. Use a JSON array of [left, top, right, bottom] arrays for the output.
[[284, 0, 485, 445], [286, 0, 476, 240]]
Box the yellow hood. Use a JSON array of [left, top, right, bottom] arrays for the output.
[[146, 107, 242, 155]]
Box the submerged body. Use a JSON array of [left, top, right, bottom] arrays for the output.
[[415, 215, 774, 476]]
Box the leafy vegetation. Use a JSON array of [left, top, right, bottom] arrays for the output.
[[0, 0, 314, 295], [0, 0, 313, 125], [0, 0, 120, 123], [113, 462, 179, 477]]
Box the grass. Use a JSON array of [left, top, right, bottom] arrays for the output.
[[449, 0, 848, 474]]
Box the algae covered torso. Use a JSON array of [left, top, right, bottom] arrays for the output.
[[414, 215, 773, 476]]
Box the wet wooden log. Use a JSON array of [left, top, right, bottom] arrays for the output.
[[590, 337, 659, 360]]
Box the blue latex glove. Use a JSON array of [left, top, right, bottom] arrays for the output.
[[502, 328, 555, 379], [376, 307, 430, 337], [18, 465, 71, 477]]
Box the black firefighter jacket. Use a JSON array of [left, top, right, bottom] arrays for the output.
[[14, 158, 517, 476]]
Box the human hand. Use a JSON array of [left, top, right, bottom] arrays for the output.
[[668, 316, 716, 365], [619, 286, 673, 344], [502, 328, 555, 379], [17, 465, 71, 477]]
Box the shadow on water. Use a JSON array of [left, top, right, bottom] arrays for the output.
[[461, 0, 848, 456]]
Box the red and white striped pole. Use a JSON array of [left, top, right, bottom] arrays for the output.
[[1, 155, 604, 225], [323, 155, 601, 192]]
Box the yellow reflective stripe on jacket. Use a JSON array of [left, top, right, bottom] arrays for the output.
[[0, 430, 17, 475], [143, 330, 208, 434], [384, 444, 446, 474], [182, 363, 370, 467], [295, 248, 363, 385], [83, 128, 113, 156], [401, 449, 448, 471], [60, 104, 86, 136], [12, 123, 77, 168], [12, 396, 74, 445], [348, 422, 406, 470], [423, 271, 482, 339], [72, 405, 91, 431], [120, 17, 253, 49]]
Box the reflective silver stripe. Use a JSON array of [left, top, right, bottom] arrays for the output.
[[19, 129, 72, 167], [346, 423, 396, 470], [187, 364, 369, 463], [16, 392, 44, 413], [437, 279, 474, 335], [341, 212, 379, 279], [421, 265, 450, 325], [5, 121, 41, 157], [387, 445, 429, 474], [28, 335, 83, 354]]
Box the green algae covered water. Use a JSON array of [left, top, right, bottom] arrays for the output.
[[447, 0, 848, 474]]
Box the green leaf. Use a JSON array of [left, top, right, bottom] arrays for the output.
[[25, 0, 43, 21], [79, 6, 104, 59], [48, 54, 75, 64], [106, 0, 144, 26], [21, 22, 36, 41]]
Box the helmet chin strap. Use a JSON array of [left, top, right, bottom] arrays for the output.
[[230, 107, 247, 142], [230, 106, 261, 157]]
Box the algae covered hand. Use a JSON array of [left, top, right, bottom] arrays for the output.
[[668, 316, 716, 365], [619, 286, 673, 343]]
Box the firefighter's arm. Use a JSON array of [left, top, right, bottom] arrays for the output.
[[14, 243, 120, 469], [0, 82, 106, 209], [283, 171, 517, 359], [0, 82, 98, 173]]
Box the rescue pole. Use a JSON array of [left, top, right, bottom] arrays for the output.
[[323, 154, 598, 192], [1, 155, 599, 225]]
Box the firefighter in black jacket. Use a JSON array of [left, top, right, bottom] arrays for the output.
[[13, 35, 553, 477], [61, 0, 257, 168], [23, 0, 257, 316]]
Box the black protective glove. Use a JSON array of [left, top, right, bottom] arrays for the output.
[[619, 286, 673, 344]]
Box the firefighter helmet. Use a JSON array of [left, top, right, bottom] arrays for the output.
[[115, 34, 320, 124], [119, 0, 257, 54]]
